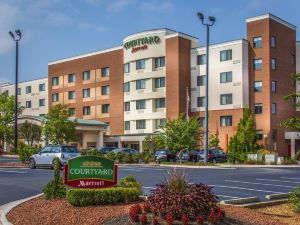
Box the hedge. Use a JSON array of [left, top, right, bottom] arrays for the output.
[[66, 187, 141, 206]]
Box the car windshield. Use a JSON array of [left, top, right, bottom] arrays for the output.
[[155, 150, 166, 155], [62, 146, 78, 153]]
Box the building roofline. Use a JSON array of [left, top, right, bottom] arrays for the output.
[[297, 41, 300, 45], [246, 13, 297, 30], [191, 38, 248, 51], [0, 76, 47, 86]]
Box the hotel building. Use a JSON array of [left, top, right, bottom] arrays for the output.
[[48, 13, 300, 156]]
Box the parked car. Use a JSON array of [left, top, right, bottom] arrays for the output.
[[98, 146, 117, 154], [111, 148, 139, 155], [28, 145, 80, 169], [176, 149, 202, 162], [154, 150, 176, 162], [199, 149, 227, 163]]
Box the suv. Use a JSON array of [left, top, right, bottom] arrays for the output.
[[199, 149, 227, 163], [28, 145, 80, 169], [154, 150, 176, 162]]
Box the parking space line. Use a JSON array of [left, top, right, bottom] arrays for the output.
[[212, 185, 284, 194], [281, 177, 300, 180], [143, 186, 155, 189], [256, 178, 300, 184], [225, 179, 295, 188], [217, 195, 240, 199], [120, 168, 143, 172], [0, 170, 27, 174]]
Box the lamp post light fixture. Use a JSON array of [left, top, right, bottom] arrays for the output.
[[197, 12, 215, 164], [9, 29, 22, 151]]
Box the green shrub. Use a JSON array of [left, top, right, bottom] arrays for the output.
[[18, 145, 40, 162], [85, 148, 104, 157], [123, 153, 133, 163], [118, 176, 143, 195], [132, 153, 142, 163], [105, 152, 116, 161], [289, 185, 300, 213], [282, 157, 297, 165], [141, 153, 154, 164]]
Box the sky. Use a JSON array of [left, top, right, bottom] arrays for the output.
[[0, 0, 300, 83]]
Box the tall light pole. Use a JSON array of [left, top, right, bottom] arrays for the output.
[[9, 30, 22, 151], [197, 13, 215, 164]]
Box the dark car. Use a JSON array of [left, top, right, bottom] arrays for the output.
[[111, 148, 139, 155], [199, 149, 227, 163], [98, 146, 117, 154], [176, 149, 202, 162], [154, 150, 176, 162]]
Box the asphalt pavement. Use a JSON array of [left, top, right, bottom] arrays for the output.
[[1, 164, 300, 205]]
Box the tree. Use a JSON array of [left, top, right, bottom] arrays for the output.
[[43, 104, 78, 144], [143, 134, 165, 154], [208, 134, 220, 149], [19, 120, 42, 146]]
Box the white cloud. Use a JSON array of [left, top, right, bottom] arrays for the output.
[[106, 0, 136, 12], [139, 0, 174, 13], [43, 12, 73, 26]]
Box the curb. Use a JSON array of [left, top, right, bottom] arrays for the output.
[[265, 193, 290, 200], [0, 194, 43, 225], [0, 155, 19, 159], [220, 197, 259, 205], [239, 199, 288, 209]]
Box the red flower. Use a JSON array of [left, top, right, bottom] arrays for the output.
[[182, 214, 189, 225], [196, 215, 204, 225], [165, 213, 174, 225], [143, 202, 151, 213], [152, 217, 158, 225], [141, 214, 148, 225]]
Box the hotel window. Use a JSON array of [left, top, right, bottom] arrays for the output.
[[25, 101, 31, 108], [220, 94, 232, 105], [220, 49, 232, 61], [271, 81, 277, 92], [256, 130, 263, 140], [17, 88, 21, 95], [272, 129, 277, 141], [220, 116, 232, 127], [254, 81, 262, 92], [136, 79, 146, 90], [271, 58, 277, 70], [39, 83, 45, 92], [155, 98, 166, 108], [83, 88, 90, 98], [136, 59, 146, 70], [68, 91, 76, 100], [68, 74, 75, 83], [220, 71, 232, 83], [101, 67, 110, 77], [253, 59, 262, 70], [136, 120, 146, 129], [52, 77, 59, 86], [198, 117, 205, 127], [124, 63, 130, 73], [52, 93, 59, 102], [197, 96, 205, 107], [154, 57, 165, 68], [102, 104, 110, 114], [271, 36, 276, 48], [83, 106, 91, 115], [39, 98, 45, 107], [125, 121, 130, 130], [197, 75, 206, 86], [253, 36, 262, 48], [124, 102, 130, 111], [136, 99, 146, 110], [26, 86, 31, 94], [254, 103, 263, 114], [156, 119, 166, 129], [124, 82, 130, 92], [83, 71, 90, 80], [69, 108, 75, 116], [197, 54, 206, 65], [101, 85, 110, 95], [155, 77, 165, 88], [272, 103, 277, 115]]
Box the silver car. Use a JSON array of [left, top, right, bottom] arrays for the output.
[[28, 145, 80, 169]]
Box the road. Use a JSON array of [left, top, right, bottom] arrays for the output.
[[0, 165, 300, 205]]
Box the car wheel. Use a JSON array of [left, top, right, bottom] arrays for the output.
[[212, 158, 217, 164], [28, 158, 36, 169]]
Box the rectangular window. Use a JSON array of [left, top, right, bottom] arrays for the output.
[[154, 57, 165, 68], [124, 63, 130, 73], [101, 85, 110, 95], [220, 71, 232, 83], [271, 58, 277, 70], [25, 101, 31, 108], [155, 77, 165, 88], [220, 49, 232, 61], [254, 81, 262, 92], [52, 93, 59, 102], [125, 121, 130, 130], [136, 99, 146, 110], [197, 75, 206, 86], [68, 74, 75, 83], [124, 102, 130, 111], [102, 104, 110, 113], [52, 77, 59, 86], [220, 94, 232, 105], [136, 120, 146, 129], [136, 59, 146, 70], [83, 88, 90, 98], [101, 67, 110, 77], [198, 117, 205, 127], [253, 36, 262, 48], [124, 82, 130, 92], [254, 103, 263, 114], [69, 108, 75, 116], [155, 98, 166, 108], [155, 119, 166, 129], [272, 103, 277, 115], [83, 71, 90, 80], [136, 79, 146, 90], [17, 88, 21, 95], [26, 86, 31, 94], [256, 130, 263, 140], [83, 106, 91, 115], [253, 59, 262, 70], [39, 83, 45, 92], [271, 81, 277, 93], [220, 116, 232, 127], [197, 54, 206, 65], [197, 96, 205, 107], [68, 91, 76, 100], [39, 99, 45, 107], [271, 36, 276, 48], [272, 129, 277, 141]]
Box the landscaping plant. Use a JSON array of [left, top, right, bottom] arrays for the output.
[[165, 213, 174, 225], [18, 144, 40, 162], [140, 214, 148, 225], [196, 215, 204, 225], [181, 214, 189, 225], [289, 185, 300, 213]]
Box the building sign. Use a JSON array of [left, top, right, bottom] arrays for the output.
[[124, 36, 161, 53], [64, 156, 118, 188]]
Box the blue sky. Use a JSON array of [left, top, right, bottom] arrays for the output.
[[0, 0, 299, 83]]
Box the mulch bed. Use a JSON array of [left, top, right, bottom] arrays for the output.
[[0, 162, 27, 168]]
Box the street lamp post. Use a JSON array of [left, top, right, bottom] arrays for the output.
[[197, 13, 215, 164], [9, 30, 22, 151]]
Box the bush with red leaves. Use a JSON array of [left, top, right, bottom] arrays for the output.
[[143, 201, 151, 213], [165, 213, 174, 225], [196, 215, 204, 225], [181, 214, 189, 225], [152, 217, 158, 225], [129, 204, 141, 222], [140, 214, 147, 225]]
